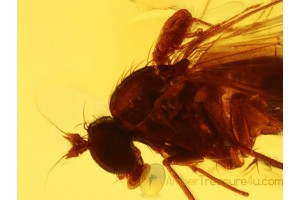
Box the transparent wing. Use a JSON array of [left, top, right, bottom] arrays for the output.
[[164, 0, 282, 68], [191, 11, 282, 67], [169, 0, 282, 100]]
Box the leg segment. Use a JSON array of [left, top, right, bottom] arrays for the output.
[[237, 144, 283, 169], [163, 153, 249, 200], [190, 166, 249, 197], [230, 93, 282, 148]]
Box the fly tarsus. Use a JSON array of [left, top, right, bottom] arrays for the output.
[[190, 166, 249, 197]]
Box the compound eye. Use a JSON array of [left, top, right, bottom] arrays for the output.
[[87, 116, 141, 175]]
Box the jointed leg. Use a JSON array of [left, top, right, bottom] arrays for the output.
[[163, 158, 195, 200], [163, 154, 249, 200], [190, 166, 249, 197], [237, 144, 283, 169]]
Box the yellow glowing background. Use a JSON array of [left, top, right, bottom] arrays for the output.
[[18, 0, 282, 200]]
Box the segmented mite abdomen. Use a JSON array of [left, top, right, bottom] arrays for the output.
[[153, 9, 198, 65]]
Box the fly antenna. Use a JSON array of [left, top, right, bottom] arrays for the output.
[[35, 98, 69, 136], [44, 154, 68, 189], [47, 154, 68, 176]]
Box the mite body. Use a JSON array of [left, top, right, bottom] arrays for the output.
[[60, 1, 283, 199], [152, 9, 197, 65]]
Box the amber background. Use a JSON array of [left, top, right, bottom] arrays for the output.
[[18, 0, 282, 199]]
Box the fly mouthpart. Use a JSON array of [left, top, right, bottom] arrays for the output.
[[64, 133, 89, 158]]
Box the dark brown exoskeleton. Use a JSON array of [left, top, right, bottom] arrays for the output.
[[60, 0, 282, 199], [152, 9, 211, 65]]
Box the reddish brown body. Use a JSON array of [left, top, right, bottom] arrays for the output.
[[110, 57, 282, 168], [60, 1, 283, 199], [152, 9, 201, 65]]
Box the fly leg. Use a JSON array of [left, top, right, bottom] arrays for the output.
[[161, 144, 202, 200], [190, 166, 249, 197], [163, 159, 195, 200], [163, 154, 249, 199], [230, 93, 282, 148], [162, 143, 249, 199], [163, 156, 198, 200], [230, 93, 283, 168], [236, 144, 283, 169]]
